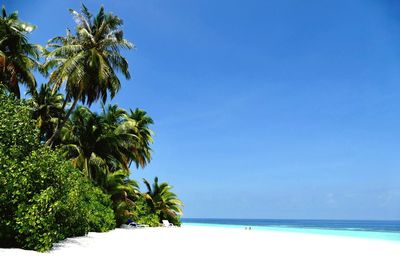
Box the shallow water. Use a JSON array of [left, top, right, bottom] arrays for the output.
[[182, 219, 400, 242]]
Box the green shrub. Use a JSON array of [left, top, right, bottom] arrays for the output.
[[0, 89, 38, 158], [0, 89, 115, 251], [168, 216, 182, 227], [130, 196, 161, 227], [83, 184, 116, 232]]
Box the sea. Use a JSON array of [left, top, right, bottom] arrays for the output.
[[182, 218, 400, 242]]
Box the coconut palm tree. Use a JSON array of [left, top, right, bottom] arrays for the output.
[[99, 104, 138, 170], [61, 106, 126, 181], [61, 105, 135, 177], [127, 108, 154, 168], [27, 84, 65, 142], [103, 170, 140, 201], [102, 169, 140, 225], [99, 104, 154, 170], [143, 177, 183, 224], [0, 5, 40, 98], [43, 4, 133, 146]]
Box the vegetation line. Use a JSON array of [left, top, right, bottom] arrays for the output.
[[0, 4, 183, 252]]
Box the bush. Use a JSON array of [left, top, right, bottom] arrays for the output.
[[0, 90, 115, 251], [168, 216, 182, 227], [11, 148, 116, 251], [131, 196, 161, 227]]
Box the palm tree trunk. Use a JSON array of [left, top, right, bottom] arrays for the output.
[[84, 158, 90, 179], [45, 96, 79, 147]]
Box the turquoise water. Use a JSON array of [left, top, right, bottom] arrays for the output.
[[183, 222, 400, 242]]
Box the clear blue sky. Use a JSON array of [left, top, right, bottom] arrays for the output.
[[5, 0, 400, 220]]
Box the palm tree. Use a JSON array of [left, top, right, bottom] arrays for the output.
[[27, 84, 65, 142], [99, 104, 138, 171], [0, 5, 40, 98], [61, 106, 126, 181], [43, 4, 133, 146], [61, 105, 135, 176], [143, 177, 183, 224], [61, 104, 155, 192], [98, 104, 154, 170], [127, 109, 154, 168], [102, 170, 140, 225]]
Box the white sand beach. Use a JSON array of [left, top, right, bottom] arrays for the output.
[[1, 226, 399, 267]]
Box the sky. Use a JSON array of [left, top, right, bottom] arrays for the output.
[[4, 0, 400, 220]]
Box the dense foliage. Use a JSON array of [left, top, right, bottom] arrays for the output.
[[43, 5, 133, 146], [0, 4, 183, 252], [130, 195, 161, 227], [0, 90, 115, 251], [144, 177, 183, 226], [0, 6, 40, 98], [27, 84, 65, 142]]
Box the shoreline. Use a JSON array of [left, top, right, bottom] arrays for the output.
[[182, 222, 400, 242], [1, 225, 400, 266]]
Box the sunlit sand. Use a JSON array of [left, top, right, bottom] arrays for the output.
[[1, 226, 399, 267]]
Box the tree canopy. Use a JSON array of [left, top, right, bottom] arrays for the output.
[[0, 4, 183, 251], [0, 6, 40, 98]]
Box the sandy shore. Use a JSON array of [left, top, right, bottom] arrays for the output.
[[1, 226, 399, 267]]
